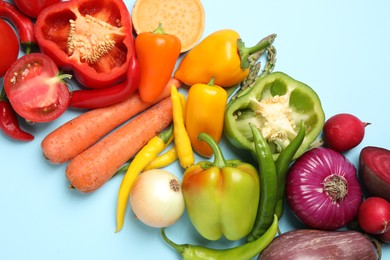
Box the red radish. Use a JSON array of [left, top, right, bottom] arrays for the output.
[[359, 146, 390, 200], [323, 113, 368, 152], [358, 197, 390, 234], [378, 228, 390, 243]]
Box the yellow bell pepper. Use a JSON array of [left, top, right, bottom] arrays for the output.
[[174, 29, 276, 87], [185, 78, 228, 158]]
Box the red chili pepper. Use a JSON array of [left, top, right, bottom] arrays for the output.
[[0, 1, 37, 53], [0, 89, 34, 141], [70, 55, 140, 109]]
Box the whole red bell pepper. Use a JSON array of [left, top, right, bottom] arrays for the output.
[[34, 0, 135, 89]]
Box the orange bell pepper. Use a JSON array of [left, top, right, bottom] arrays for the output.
[[136, 23, 181, 103], [185, 78, 228, 158], [174, 29, 276, 88]]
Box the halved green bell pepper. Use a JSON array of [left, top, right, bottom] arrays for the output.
[[224, 71, 325, 160], [181, 132, 260, 241]]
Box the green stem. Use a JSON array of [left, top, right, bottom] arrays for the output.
[[197, 132, 226, 168], [112, 162, 131, 177], [207, 77, 215, 86], [0, 87, 7, 101], [153, 22, 166, 34], [259, 45, 277, 78], [159, 124, 173, 144], [25, 45, 31, 55], [57, 73, 73, 82], [238, 33, 277, 70], [229, 37, 278, 104]]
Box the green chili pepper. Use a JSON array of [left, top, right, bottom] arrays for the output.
[[161, 215, 278, 260], [224, 71, 325, 161], [247, 123, 277, 242], [274, 121, 306, 219]]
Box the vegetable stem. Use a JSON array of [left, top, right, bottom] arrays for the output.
[[238, 33, 276, 70], [197, 132, 226, 168]]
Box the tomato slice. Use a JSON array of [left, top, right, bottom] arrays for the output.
[[3, 53, 71, 123]]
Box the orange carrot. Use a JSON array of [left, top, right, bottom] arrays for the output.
[[66, 97, 173, 193], [41, 78, 181, 164]]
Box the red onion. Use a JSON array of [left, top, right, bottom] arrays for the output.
[[286, 147, 363, 230]]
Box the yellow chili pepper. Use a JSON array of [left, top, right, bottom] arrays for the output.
[[174, 29, 276, 87], [185, 78, 228, 158], [171, 85, 194, 169], [113, 135, 174, 176], [115, 125, 173, 232], [144, 145, 178, 170], [179, 92, 187, 120]]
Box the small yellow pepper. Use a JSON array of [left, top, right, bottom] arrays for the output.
[[171, 85, 194, 169], [174, 29, 276, 87], [185, 78, 228, 158], [178, 92, 187, 120], [144, 145, 178, 170], [115, 125, 173, 232]]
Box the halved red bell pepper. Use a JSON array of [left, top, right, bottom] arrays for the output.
[[34, 0, 134, 89]]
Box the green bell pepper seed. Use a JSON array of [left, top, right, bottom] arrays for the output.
[[224, 71, 325, 160]]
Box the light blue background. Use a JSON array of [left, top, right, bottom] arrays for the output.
[[1, 0, 390, 259]]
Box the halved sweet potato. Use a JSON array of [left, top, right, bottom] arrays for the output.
[[131, 0, 205, 52]]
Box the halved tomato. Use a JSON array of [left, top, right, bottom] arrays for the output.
[[3, 53, 71, 123]]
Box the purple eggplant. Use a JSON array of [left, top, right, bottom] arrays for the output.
[[258, 229, 380, 260]]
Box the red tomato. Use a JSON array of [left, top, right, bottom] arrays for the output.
[[0, 19, 19, 77], [13, 0, 61, 18], [3, 53, 71, 123]]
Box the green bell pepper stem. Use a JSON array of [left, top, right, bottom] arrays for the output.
[[161, 215, 278, 260], [247, 123, 277, 243], [0, 88, 7, 101], [274, 121, 306, 219], [197, 132, 226, 168], [238, 33, 276, 70]]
